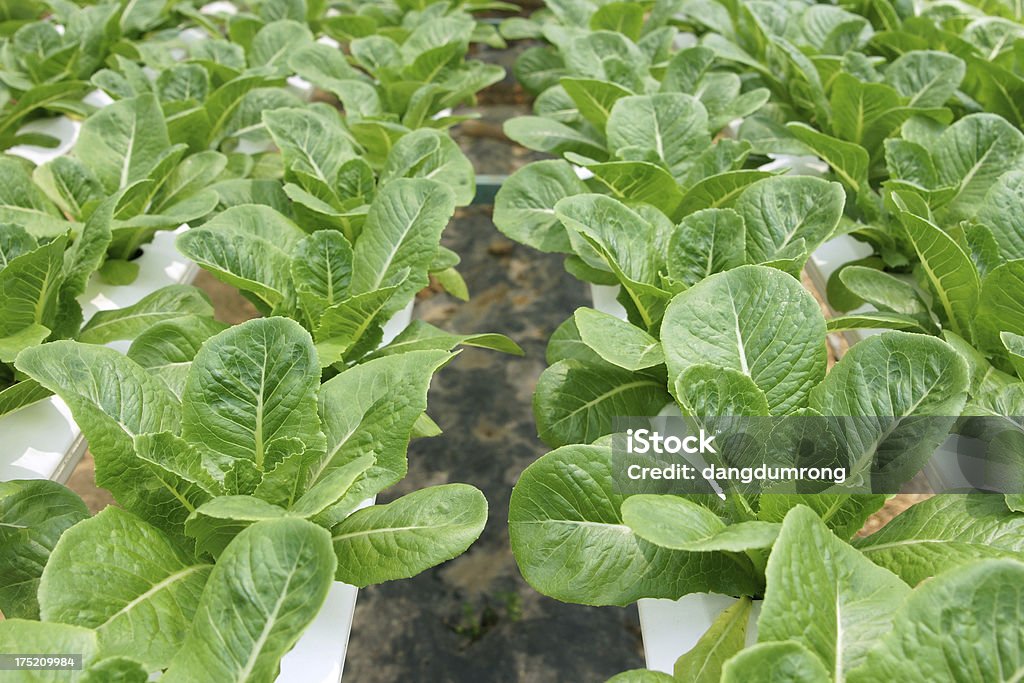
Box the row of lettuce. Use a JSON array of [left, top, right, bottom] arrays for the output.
[[0, 1, 526, 680], [490, 0, 1024, 681]]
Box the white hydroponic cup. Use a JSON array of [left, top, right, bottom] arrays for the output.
[[277, 583, 359, 683], [83, 89, 114, 109], [0, 227, 198, 482], [7, 117, 80, 166], [638, 595, 761, 674], [589, 283, 628, 320], [286, 76, 315, 101], [199, 0, 238, 14], [573, 165, 595, 180]]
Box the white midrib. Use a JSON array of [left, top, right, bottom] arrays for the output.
[[235, 566, 296, 682], [253, 357, 267, 468], [1006, 664, 1024, 683], [551, 379, 662, 430], [120, 0, 140, 29], [33, 267, 56, 324], [308, 422, 361, 484], [514, 519, 631, 532], [908, 227, 974, 338], [729, 291, 751, 376], [652, 109, 665, 162], [301, 130, 332, 185], [858, 538, 965, 553], [101, 564, 208, 628], [86, 310, 183, 337], [908, 73, 942, 108], [120, 114, 138, 190], [949, 142, 997, 208], [691, 607, 741, 680], [365, 201, 429, 290], [333, 523, 451, 541]]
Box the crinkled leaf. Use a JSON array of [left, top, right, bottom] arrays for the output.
[[78, 285, 213, 344], [534, 359, 669, 447], [661, 265, 827, 415], [509, 443, 761, 605], [181, 318, 323, 473], [0, 480, 88, 620], [855, 494, 1024, 585], [75, 93, 169, 193], [348, 178, 455, 316], [759, 505, 910, 677], [847, 559, 1024, 682], [162, 518, 335, 683], [493, 160, 588, 253], [39, 508, 211, 670], [332, 484, 486, 587], [573, 307, 664, 371]]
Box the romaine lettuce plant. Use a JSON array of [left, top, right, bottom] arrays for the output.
[[497, 158, 843, 328], [0, 0, 207, 151], [501, 0, 687, 96], [175, 177, 520, 372], [0, 478, 341, 681], [511, 265, 1024, 679], [285, 13, 505, 131], [0, 3, 126, 149], [261, 103, 477, 215], [316, 0, 514, 46], [89, 20, 312, 154], [1, 92, 226, 269], [605, 515, 1024, 683], [503, 45, 769, 168], [51, 92, 225, 263], [0, 196, 213, 417], [8, 317, 489, 675]]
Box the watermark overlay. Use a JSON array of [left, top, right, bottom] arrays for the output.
[[0, 655, 83, 670], [608, 414, 1024, 497]]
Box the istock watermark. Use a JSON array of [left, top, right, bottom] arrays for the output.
[[607, 414, 1024, 497], [626, 428, 717, 455]]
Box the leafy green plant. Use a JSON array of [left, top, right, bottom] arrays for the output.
[[501, 0, 688, 95], [90, 19, 313, 154], [0, 0, 196, 150], [510, 263, 1024, 681], [7, 316, 489, 676], [176, 178, 520, 373], [497, 161, 843, 339], [512, 267, 977, 598], [491, 94, 819, 284], [503, 41, 769, 165], [43, 92, 226, 263], [286, 12, 505, 131], [607, 520, 1024, 683], [262, 103, 477, 218], [0, 480, 339, 681], [318, 0, 515, 45], [0, 195, 211, 417], [0, 3, 118, 149]]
